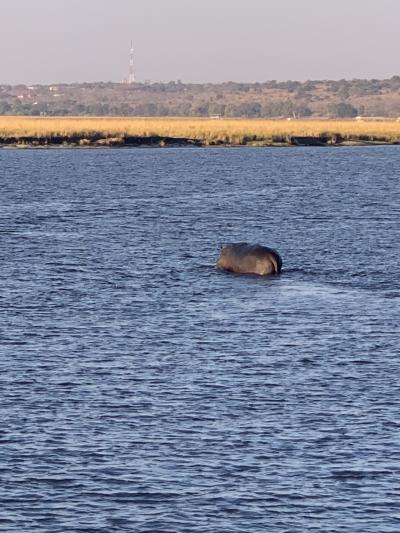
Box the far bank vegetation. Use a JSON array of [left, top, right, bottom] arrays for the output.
[[1, 77, 400, 119]]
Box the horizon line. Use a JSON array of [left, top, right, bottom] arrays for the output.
[[2, 74, 400, 87]]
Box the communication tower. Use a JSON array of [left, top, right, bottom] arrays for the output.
[[128, 41, 136, 84]]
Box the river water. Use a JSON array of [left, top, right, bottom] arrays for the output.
[[0, 146, 399, 532]]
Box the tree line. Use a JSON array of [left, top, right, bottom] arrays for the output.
[[1, 76, 400, 117]]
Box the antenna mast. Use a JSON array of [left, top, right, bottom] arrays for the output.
[[128, 40, 136, 84]]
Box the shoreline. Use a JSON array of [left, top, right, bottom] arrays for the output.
[[2, 117, 400, 149], [1, 135, 399, 149]]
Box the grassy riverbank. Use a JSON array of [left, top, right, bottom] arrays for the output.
[[1, 116, 400, 147]]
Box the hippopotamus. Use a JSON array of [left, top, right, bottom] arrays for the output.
[[216, 243, 282, 276]]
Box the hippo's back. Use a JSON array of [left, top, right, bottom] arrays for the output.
[[216, 242, 282, 275]]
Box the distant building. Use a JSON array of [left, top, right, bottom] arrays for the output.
[[356, 116, 391, 121]]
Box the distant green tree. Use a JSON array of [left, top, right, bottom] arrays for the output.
[[234, 102, 262, 117], [119, 103, 135, 115], [296, 105, 313, 118], [133, 103, 157, 115], [327, 102, 358, 117], [73, 103, 88, 115], [0, 101, 12, 114], [208, 102, 226, 116], [13, 103, 33, 115], [388, 75, 400, 90], [192, 101, 210, 116], [261, 99, 295, 117]]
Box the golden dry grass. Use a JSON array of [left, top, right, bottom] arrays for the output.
[[1, 116, 400, 144]]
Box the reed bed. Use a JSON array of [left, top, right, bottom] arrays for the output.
[[1, 116, 400, 145]]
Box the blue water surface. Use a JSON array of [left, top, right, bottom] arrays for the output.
[[0, 146, 399, 532]]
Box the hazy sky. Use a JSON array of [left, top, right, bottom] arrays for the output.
[[1, 0, 399, 84]]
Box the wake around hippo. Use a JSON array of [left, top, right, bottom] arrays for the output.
[[216, 243, 282, 276]]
